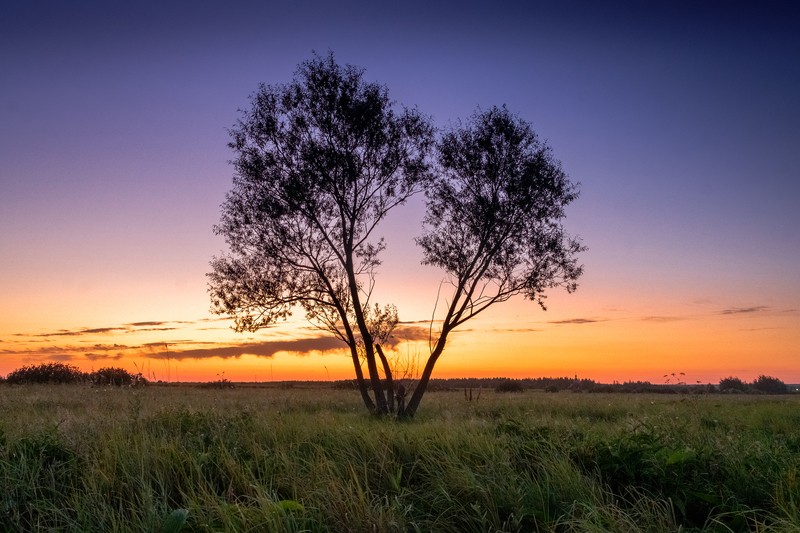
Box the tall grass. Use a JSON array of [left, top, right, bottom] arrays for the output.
[[0, 385, 798, 531]]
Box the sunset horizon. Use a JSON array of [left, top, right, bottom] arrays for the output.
[[2, 1, 797, 388]]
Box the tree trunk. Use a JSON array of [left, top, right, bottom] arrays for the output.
[[349, 344, 375, 412], [375, 344, 394, 414], [402, 331, 449, 418], [365, 346, 388, 414], [343, 246, 389, 414]]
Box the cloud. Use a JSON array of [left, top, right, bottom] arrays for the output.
[[497, 327, 541, 333], [35, 327, 128, 337], [155, 336, 347, 361], [1, 335, 349, 363], [549, 318, 600, 325], [385, 324, 430, 343], [17, 318, 207, 339], [720, 306, 768, 315], [0, 343, 134, 358], [641, 315, 685, 323], [84, 353, 125, 361]]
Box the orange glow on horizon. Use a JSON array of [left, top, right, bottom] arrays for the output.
[[2, 299, 797, 385]]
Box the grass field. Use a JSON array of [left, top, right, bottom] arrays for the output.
[[1, 384, 798, 532]]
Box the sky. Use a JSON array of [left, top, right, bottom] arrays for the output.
[[1, 0, 798, 384]]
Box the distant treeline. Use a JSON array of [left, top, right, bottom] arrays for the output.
[[333, 375, 795, 394], [1, 363, 793, 394]]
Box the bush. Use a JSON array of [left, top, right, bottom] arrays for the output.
[[495, 379, 524, 393], [752, 375, 788, 394], [200, 377, 235, 389], [88, 367, 135, 386], [719, 376, 748, 392], [5, 362, 85, 384]]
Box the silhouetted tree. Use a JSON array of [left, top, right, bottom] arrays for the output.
[[208, 53, 434, 414], [752, 374, 788, 394], [6, 362, 85, 384], [401, 106, 584, 416], [89, 367, 135, 386], [719, 376, 748, 392]]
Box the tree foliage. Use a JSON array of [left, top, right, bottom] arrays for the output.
[[5, 362, 85, 384], [405, 106, 584, 416], [719, 376, 748, 392], [752, 374, 788, 394], [208, 53, 433, 414], [88, 367, 138, 387]]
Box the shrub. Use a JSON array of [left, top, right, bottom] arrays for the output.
[[200, 377, 235, 389], [5, 362, 85, 384], [332, 379, 357, 390], [89, 367, 135, 386], [752, 375, 788, 394], [495, 379, 524, 393], [719, 376, 748, 392]]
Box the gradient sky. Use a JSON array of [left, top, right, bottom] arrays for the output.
[[2, 0, 798, 384]]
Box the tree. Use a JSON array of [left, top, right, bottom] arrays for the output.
[[718, 376, 748, 392], [5, 362, 85, 384], [404, 106, 584, 416], [208, 53, 434, 414], [89, 367, 136, 386], [752, 374, 788, 394]]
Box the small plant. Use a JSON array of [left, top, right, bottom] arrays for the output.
[[162, 508, 189, 533], [201, 373, 235, 389], [663, 372, 686, 385], [464, 387, 482, 401]]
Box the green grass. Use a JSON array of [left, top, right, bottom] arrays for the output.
[[0, 385, 798, 532]]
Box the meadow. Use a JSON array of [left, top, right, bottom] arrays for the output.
[[0, 384, 798, 532]]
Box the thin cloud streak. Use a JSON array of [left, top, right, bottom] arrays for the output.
[[487, 327, 542, 333], [720, 306, 768, 315], [36, 327, 128, 337], [159, 337, 346, 360], [641, 315, 686, 323], [549, 318, 601, 325], [16, 317, 217, 339], [1, 337, 346, 362]]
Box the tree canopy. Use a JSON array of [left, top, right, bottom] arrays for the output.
[[209, 54, 584, 417], [406, 106, 584, 416], [209, 53, 433, 413]]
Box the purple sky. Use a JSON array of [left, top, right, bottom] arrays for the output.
[[1, 1, 798, 381]]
